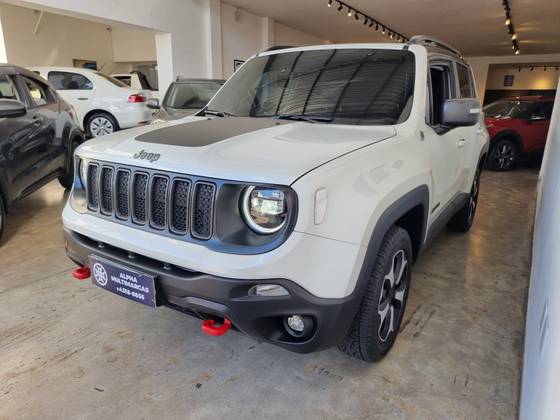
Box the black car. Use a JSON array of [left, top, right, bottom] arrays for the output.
[[0, 64, 84, 242], [148, 78, 225, 121]]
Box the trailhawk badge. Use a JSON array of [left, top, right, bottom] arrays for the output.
[[133, 149, 161, 163]]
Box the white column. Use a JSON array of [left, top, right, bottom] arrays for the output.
[[155, 32, 174, 94], [0, 9, 7, 63], [204, 0, 222, 79], [261, 16, 274, 50]]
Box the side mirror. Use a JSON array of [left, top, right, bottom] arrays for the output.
[[0, 99, 27, 118], [146, 98, 160, 110], [442, 99, 480, 127]]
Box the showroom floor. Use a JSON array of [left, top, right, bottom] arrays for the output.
[[0, 168, 536, 419]]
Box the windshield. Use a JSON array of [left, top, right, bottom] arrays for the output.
[[96, 72, 129, 88], [483, 100, 538, 119], [205, 49, 415, 125], [163, 82, 223, 110]]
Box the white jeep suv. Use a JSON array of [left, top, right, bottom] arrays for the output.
[[63, 37, 489, 361]]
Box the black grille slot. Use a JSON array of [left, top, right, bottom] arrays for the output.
[[100, 167, 114, 214], [115, 170, 130, 219], [86, 164, 99, 209], [132, 173, 148, 223], [191, 182, 215, 240], [170, 179, 190, 234], [150, 176, 168, 229]]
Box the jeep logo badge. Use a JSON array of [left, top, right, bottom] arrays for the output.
[[133, 149, 161, 163]]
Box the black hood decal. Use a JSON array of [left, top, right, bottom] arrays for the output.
[[136, 117, 291, 147]]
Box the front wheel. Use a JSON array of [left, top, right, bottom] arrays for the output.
[[338, 226, 412, 362], [86, 112, 118, 138], [58, 140, 80, 190], [487, 139, 518, 171]]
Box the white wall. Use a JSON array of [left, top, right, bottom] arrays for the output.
[[274, 22, 327, 47], [220, 3, 266, 78], [111, 26, 156, 63], [486, 66, 560, 90], [0, 12, 7, 63], [0, 2, 116, 70], [220, 4, 329, 78]]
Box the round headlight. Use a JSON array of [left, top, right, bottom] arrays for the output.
[[242, 186, 288, 234], [78, 158, 88, 188]]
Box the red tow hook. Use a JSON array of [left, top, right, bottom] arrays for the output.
[[72, 266, 91, 280], [201, 318, 232, 336]]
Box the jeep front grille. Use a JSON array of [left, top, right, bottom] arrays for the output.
[[85, 162, 216, 241]]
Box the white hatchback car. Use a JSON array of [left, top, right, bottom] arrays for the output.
[[31, 67, 153, 137]]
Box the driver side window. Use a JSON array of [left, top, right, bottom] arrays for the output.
[[0, 75, 20, 101], [428, 61, 457, 127]]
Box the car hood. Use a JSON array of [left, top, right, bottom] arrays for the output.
[[77, 116, 397, 185]]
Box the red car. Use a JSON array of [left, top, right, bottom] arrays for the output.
[[483, 96, 554, 171]]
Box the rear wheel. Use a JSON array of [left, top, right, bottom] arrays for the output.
[[86, 112, 118, 138], [449, 167, 481, 232], [338, 226, 412, 362], [487, 139, 518, 171]]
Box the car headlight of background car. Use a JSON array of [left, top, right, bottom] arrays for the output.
[[242, 186, 288, 234]]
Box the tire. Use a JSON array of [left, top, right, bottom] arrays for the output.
[[86, 112, 118, 138], [338, 226, 413, 362], [449, 167, 480, 233], [58, 140, 80, 190], [0, 196, 5, 246], [487, 138, 518, 171]]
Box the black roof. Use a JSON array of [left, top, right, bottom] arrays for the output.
[[0, 63, 46, 80]]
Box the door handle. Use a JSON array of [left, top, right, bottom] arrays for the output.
[[32, 117, 43, 127], [457, 138, 467, 148], [77, 97, 89, 101]]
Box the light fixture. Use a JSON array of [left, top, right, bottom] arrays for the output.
[[515, 50, 520, 55], [327, 1, 407, 42], [511, 33, 517, 40], [505, 18, 511, 25]]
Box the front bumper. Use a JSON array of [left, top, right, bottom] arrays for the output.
[[64, 228, 360, 353]]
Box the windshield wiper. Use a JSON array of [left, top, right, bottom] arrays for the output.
[[203, 108, 235, 117], [274, 114, 333, 123]]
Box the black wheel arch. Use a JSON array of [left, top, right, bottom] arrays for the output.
[[354, 185, 429, 294], [491, 130, 523, 154]]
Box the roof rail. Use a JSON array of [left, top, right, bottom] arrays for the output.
[[263, 45, 295, 52], [407, 35, 462, 58]]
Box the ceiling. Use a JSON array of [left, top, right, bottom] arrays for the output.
[[225, 0, 560, 56]]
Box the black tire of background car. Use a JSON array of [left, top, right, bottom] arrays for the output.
[[487, 138, 518, 171], [86, 112, 119, 139], [338, 226, 412, 362], [58, 140, 80, 190], [449, 167, 481, 233]]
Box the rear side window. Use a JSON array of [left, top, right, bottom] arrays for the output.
[[114, 76, 131, 86], [48, 71, 93, 90], [0, 75, 20, 100], [21, 76, 55, 107], [456, 63, 474, 98]]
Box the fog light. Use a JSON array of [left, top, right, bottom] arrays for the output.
[[287, 315, 305, 332], [248, 284, 289, 297], [284, 314, 314, 338]]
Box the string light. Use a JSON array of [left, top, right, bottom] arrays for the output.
[[327, 1, 407, 42]]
